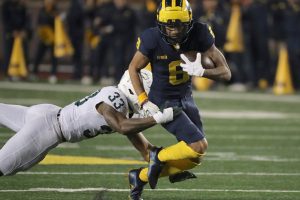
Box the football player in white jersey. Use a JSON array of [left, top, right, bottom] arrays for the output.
[[0, 69, 180, 176]]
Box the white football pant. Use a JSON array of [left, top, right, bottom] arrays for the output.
[[0, 103, 64, 175]]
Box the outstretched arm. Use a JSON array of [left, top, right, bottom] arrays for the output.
[[98, 102, 156, 135], [127, 132, 154, 162], [97, 102, 178, 135]]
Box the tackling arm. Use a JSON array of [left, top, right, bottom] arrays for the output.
[[97, 102, 179, 135], [202, 44, 231, 81], [127, 132, 154, 162], [97, 102, 156, 135]]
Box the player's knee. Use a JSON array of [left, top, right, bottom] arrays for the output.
[[188, 138, 208, 154], [190, 157, 201, 165]]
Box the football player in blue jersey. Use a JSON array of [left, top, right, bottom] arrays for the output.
[[127, 0, 231, 199]]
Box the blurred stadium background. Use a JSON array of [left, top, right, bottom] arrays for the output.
[[0, 0, 300, 199], [0, 0, 299, 93]]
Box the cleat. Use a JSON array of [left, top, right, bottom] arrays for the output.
[[128, 168, 147, 200], [169, 171, 197, 183], [148, 147, 165, 189]]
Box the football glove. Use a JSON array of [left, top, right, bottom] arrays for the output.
[[142, 101, 160, 117], [152, 106, 182, 124], [180, 53, 205, 77]]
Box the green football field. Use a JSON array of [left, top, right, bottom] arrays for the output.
[[0, 81, 299, 200]]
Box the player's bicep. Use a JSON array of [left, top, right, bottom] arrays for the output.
[[203, 44, 231, 81], [97, 102, 127, 132], [204, 44, 227, 69]]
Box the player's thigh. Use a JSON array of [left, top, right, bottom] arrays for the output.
[[153, 97, 205, 143], [162, 110, 205, 144], [0, 116, 60, 175], [26, 104, 61, 121], [0, 103, 29, 132], [181, 96, 204, 132]]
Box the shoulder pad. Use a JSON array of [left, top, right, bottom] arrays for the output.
[[99, 86, 129, 116]]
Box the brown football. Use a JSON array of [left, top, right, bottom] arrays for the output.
[[182, 51, 215, 69]]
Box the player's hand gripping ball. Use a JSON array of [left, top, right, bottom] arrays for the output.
[[181, 51, 215, 69]]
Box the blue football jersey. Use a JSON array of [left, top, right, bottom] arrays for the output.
[[137, 22, 215, 101]]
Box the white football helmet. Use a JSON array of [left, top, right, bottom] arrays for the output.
[[118, 69, 153, 114]]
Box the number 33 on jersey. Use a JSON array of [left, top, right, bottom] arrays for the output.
[[59, 86, 129, 142]]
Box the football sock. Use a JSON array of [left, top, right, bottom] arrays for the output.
[[138, 158, 201, 182], [139, 168, 148, 182], [158, 141, 203, 162]]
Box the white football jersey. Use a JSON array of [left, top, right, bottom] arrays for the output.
[[59, 86, 129, 142]]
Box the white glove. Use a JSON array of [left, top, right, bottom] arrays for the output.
[[152, 107, 174, 124], [180, 53, 205, 77], [142, 101, 160, 117]]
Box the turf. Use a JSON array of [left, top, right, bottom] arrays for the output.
[[0, 82, 299, 200]]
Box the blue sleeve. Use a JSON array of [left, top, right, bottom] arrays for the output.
[[136, 28, 156, 58], [197, 23, 215, 52]]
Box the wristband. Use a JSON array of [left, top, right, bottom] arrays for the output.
[[138, 92, 148, 106]]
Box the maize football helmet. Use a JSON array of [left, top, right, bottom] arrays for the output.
[[157, 0, 193, 46]]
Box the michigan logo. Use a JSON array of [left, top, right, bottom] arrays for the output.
[[157, 55, 168, 60]]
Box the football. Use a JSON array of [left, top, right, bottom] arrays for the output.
[[182, 51, 215, 69]]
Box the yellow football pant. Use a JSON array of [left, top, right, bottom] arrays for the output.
[[139, 157, 201, 182]]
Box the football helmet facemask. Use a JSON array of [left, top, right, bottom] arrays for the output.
[[118, 69, 153, 115], [157, 0, 193, 46]]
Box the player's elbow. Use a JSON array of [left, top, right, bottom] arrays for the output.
[[116, 125, 133, 135], [128, 63, 140, 74], [116, 127, 128, 135], [221, 68, 231, 81]]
